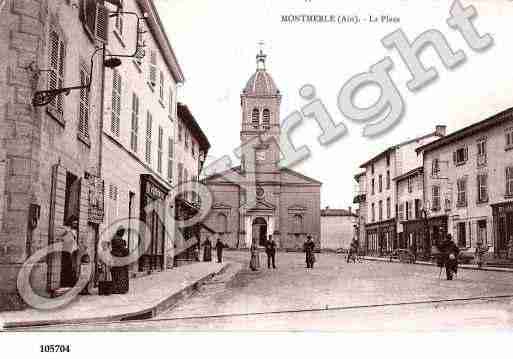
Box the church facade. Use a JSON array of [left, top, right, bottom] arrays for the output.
[[202, 51, 322, 250]]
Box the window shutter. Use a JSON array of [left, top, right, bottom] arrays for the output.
[[78, 66, 90, 139], [453, 151, 457, 164], [111, 71, 121, 136], [130, 93, 139, 152], [149, 50, 157, 84], [464, 146, 468, 162], [95, 3, 109, 43]]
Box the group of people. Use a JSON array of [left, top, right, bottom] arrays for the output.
[[200, 237, 229, 263], [198, 234, 318, 271], [249, 234, 317, 271]]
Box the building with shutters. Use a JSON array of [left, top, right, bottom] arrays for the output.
[[100, 0, 188, 274], [417, 107, 513, 262], [202, 50, 322, 251], [356, 126, 445, 257], [0, 0, 116, 309]]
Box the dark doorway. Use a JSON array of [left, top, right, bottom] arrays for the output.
[[60, 172, 80, 288], [252, 217, 267, 246]]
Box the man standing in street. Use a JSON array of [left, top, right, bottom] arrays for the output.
[[304, 235, 316, 269], [215, 236, 228, 263], [265, 235, 277, 269], [436, 233, 460, 280]]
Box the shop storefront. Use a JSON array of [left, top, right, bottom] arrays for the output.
[[492, 201, 513, 258], [403, 215, 447, 260], [139, 174, 169, 272], [365, 219, 396, 256]]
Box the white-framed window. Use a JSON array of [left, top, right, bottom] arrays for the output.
[[378, 175, 383, 193], [398, 203, 404, 221], [386, 170, 390, 190], [453, 146, 468, 166], [432, 158, 440, 176], [111, 70, 121, 137], [407, 177, 413, 193], [457, 178, 467, 207], [47, 28, 66, 121], [506, 127, 513, 150], [371, 203, 375, 222], [477, 173, 488, 203], [130, 93, 139, 152], [145, 111, 152, 164], [293, 214, 303, 233], [378, 200, 383, 221], [506, 167, 513, 197], [157, 126, 163, 174], [432, 185, 441, 210], [78, 63, 90, 141], [477, 138, 487, 166], [386, 197, 391, 219]]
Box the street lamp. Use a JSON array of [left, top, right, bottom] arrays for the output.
[[32, 10, 148, 107]]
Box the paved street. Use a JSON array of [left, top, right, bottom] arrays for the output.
[[21, 251, 513, 331]]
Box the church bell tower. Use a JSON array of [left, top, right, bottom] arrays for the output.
[[240, 48, 282, 173]]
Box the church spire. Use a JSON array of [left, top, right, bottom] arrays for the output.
[[256, 41, 267, 71]]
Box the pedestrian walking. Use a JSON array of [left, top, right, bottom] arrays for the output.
[[249, 240, 260, 271], [110, 227, 130, 294], [203, 236, 212, 262], [304, 235, 316, 269], [265, 235, 277, 269], [347, 238, 358, 263], [436, 233, 460, 280], [215, 236, 228, 263]]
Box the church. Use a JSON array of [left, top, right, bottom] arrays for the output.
[[202, 50, 322, 250]]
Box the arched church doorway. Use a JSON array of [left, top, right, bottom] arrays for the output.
[[252, 217, 267, 246]]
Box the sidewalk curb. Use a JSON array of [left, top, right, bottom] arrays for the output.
[[2, 263, 230, 330], [363, 256, 513, 273]]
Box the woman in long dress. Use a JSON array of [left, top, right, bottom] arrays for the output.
[[249, 241, 260, 271], [203, 237, 212, 262]]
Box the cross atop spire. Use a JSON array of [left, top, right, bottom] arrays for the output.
[[256, 41, 267, 71]]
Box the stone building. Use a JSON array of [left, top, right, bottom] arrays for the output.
[[173, 102, 210, 262], [320, 208, 357, 251], [353, 171, 366, 247], [417, 107, 513, 261], [0, 0, 119, 308], [394, 167, 429, 257], [202, 50, 322, 250], [101, 0, 187, 274], [358, 126, 445, 256]]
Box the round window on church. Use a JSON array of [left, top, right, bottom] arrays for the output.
[[256, 187, 264, 199]]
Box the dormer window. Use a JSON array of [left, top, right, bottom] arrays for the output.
[[251, 108, 259, 128], [262, 109, 270, 129]]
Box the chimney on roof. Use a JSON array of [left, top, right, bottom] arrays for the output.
[[435, 125, 446, 137]]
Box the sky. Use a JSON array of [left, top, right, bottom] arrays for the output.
[[154, 0, 513, 209]]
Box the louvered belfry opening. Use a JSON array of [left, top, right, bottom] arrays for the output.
[[252, 108, 259, 128]]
